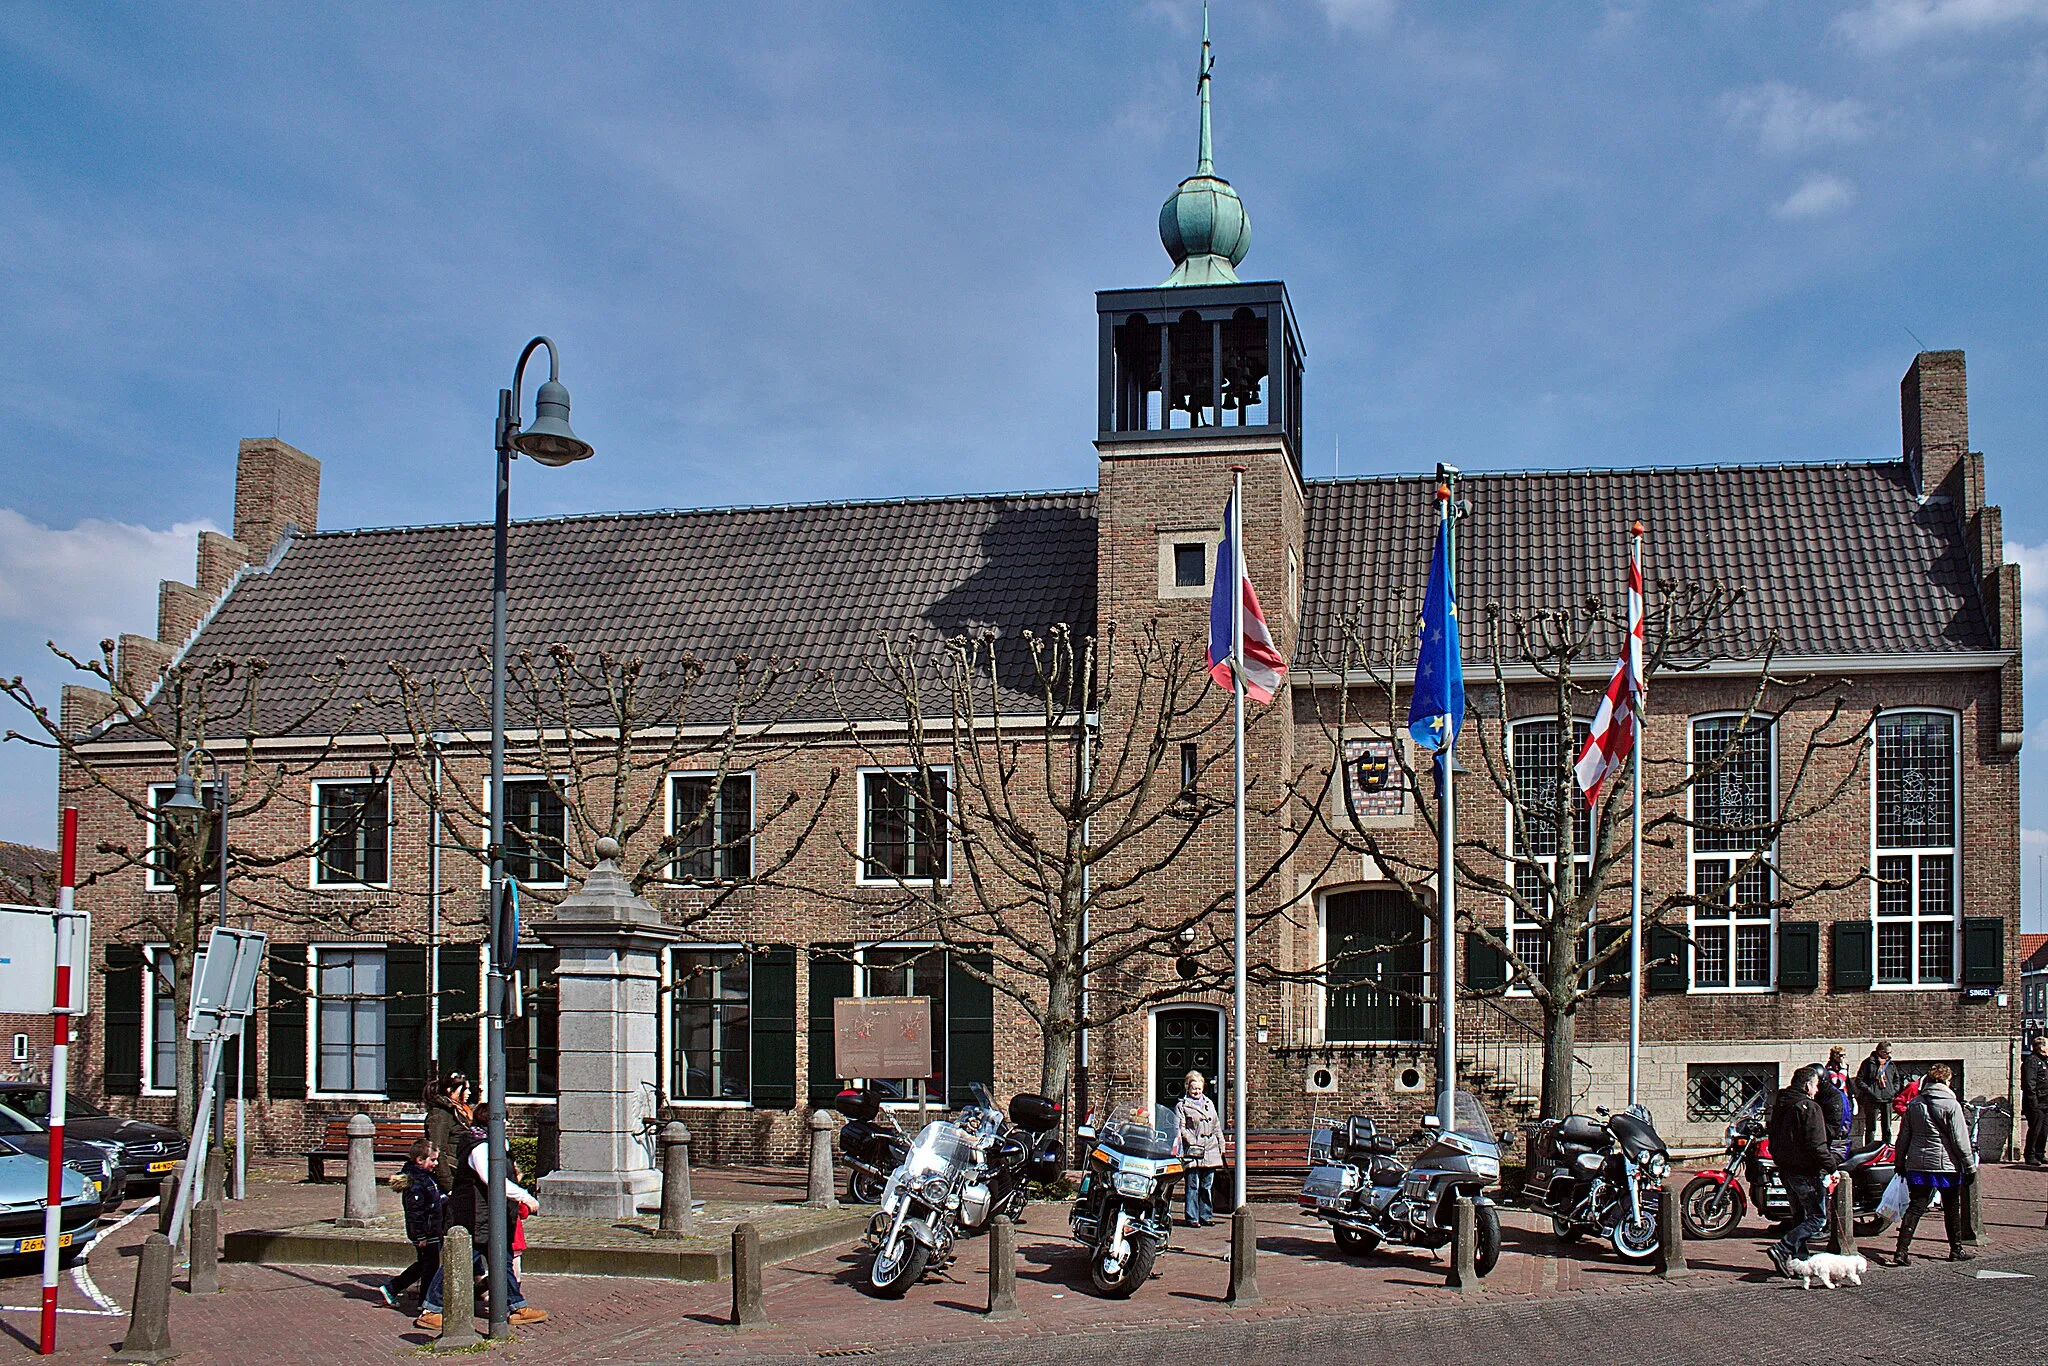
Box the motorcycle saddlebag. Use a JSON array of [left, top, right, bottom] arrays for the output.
[[834, 1087, 883, 1122], [839, 1119, 876, 1156], [1024, 1137, 1065, 1183], [1560, 1115, 1607, 1149], [1009, 1092, 1061, 1132]]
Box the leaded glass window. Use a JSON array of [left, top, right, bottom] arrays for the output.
[[1689, 717, 1776, 991], [1873, 713, 1958, 986], [1506, 719, 1591, 991]]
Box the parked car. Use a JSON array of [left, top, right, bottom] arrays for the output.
[[0, 1145, 102, 1266], [0, 1103, 124, 1209], [0, 1085, 187, 1197]]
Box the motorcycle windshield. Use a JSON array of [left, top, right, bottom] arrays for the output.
[[1450, 1091, 1496, 1145], [902, 1120, 976, 1181], [1092, 1099, 1179, 1161]]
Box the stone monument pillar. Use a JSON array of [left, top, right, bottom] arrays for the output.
[[534, 837, 679, 1218]]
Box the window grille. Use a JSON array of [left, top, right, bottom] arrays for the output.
[[503, 779, 568, 885], [315, 782, 390, 885], [1687, 1062, 1778, 1123], [1689, 718, 1776, 991]]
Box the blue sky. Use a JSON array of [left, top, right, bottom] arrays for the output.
[[1, 0, 2044, 923]]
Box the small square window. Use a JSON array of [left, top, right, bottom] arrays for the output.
[[1173, 543, 1207, 588]]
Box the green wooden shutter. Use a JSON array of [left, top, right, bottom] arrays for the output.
[[1463, 933, 1506, 991], [1591, 926, 1628, 994], [807, 945, 854, 1106], [1777, 922, 1820, 990], [1831, 921, 1873, 990], [266, 944, 308, 1099], [1962, 917, 2005, 986], [102, 946, 144, 1097], [385, 946, 429, 1103], [229, 1023, 260, 1098], [750, 945, 797, 1109], [436, 944, 482, 1086], [947, 949, 995, 1109], [1646, 926, 1686, 993]]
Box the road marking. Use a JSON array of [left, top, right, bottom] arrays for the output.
[[99, 1197, 159, 1242], [0, 1305, 123, 1318], [72, 1261, 118, 1314], [62, 1193, 157, 1319], [1973, 1269, 2032, 1279]]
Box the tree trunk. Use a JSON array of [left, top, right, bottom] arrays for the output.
[[172, 930, 198, 1135], [1039, 967, 1078, 1113], [1539, 1004, 1578, 1120]]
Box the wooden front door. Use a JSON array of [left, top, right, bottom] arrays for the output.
[[1154, 1007, 1223, 1113]]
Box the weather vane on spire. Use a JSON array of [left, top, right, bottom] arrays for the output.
[[1158, 1, 1250, 286], [1197, 2, 1215, 177]]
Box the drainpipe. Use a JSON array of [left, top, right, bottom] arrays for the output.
[[429, 733, 450, 1078]]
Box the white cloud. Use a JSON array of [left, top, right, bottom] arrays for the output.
[[1834, 0, 2048, 53], [1720, 82, 1871, 154], [1319, 0, 1396, 31], [2006, 540, 2048, 642], [0, 508, 214, 647], [1773, 173, 1858, 218]]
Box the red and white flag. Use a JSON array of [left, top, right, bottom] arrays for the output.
[[1208, 494, 1288, 704], [1574, 542, 1644, 805]]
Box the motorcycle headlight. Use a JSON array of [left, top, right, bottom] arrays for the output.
[[1645, 1154, 1669, 1180], [1112, 1170, 1155, 1198]]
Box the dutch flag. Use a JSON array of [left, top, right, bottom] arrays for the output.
[[1208, 495, 1288, 704]]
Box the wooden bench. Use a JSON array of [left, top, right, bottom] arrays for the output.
[[1222, 1129, 1312, 1200], [304, 1117, 428, 1182]]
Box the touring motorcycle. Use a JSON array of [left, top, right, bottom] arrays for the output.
[[1680, 1090, 1897, 1239], [1070, 1097, 1184, 1297], [1298, 1091, 1504, 1276], [1522, 1104, 1669, 1261]]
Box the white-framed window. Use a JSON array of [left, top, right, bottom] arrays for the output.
[[142, 944, 190, 1095], [669, 947, 752, 1102], [854, 943, 949, 1101], [504, 948, 558, 1099], [501, 778, 568, 887], [1689, 715, 1777, 991], [312, 779, 391, 887], [669, 773, 754, 883], [1873, 710, 1960, 987], [146, 783, 220, 892], [312, 946, 387, 1096], [1505, 718, 1591, 988], [858, 768, 951, 884]]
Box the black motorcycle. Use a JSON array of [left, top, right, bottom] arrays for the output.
[[1522, 1105, 1669, 1262], [835, 1087, 913, 1204], [1680, 1090, 1897, 1239]]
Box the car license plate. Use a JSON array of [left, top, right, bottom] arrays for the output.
[[149, 1160, 175, 1173], [16, 1235, 71, 1254]]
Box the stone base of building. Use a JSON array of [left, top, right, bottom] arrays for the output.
[[536, 1166, 663, 1219]]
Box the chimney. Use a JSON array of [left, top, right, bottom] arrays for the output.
[[233, 438, 320, 561], [1901, 350, 1967, 503]]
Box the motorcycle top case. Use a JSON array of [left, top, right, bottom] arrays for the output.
[[1024, 1137, 1065, 1183], [1008, 1092, 1061, 1132], [834, 1088, 883, 1123]]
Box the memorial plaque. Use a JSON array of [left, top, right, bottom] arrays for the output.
[[833, 996, 933, 1080]]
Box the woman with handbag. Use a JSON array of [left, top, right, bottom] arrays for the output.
[[1890, 1063, 1977, 1266], [1174, 1071, 1225, 1228]]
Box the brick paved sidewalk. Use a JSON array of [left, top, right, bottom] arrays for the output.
[[3, 1160, 2041, 1363]]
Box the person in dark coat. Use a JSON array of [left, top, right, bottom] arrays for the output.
[[424, 1072, 471, 1193], [1766, 1064, 1838, 1278], [1854, 1043, 1900, 1146], [415, 1125, 546, 1331], [1891, 1063, 1977, 1265], [2021, 1035, 2048, 1166], [1815, 1054, 1853, 1159], [380, 1139, 445, 1310]]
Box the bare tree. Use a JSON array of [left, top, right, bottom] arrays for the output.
[[816, 621, 1326, 1107], [1300, 580, 1874, 1119], [4, 642, 380, 1131]]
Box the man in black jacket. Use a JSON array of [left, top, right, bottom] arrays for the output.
[[1766, 1065, 1839, 1278], [1855, 1042, 1900, 1147], [2022, 1034, 2048, 1165]]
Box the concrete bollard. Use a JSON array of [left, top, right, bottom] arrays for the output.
[[1963, 1169, 1985, 1245], [204, 1146, 226, 1205], [1446, 1195, 1478, 1291], [339, 1113, 378, 1227], [806, 1110, 838, 1209], [731, 1222, 769, 1328], [432, 1226, 479, 1351], [155, 1162, 184, 1236], [1225, 1205, 1261, 1306], [1658, 1178, 1689, 1279], [985, 1214, 1021, 1321], [1828, 1175, 1857, 1256], [111, 1233, 176, 1363], [657, 1122, 695, 1238], [189, 1201, 221, 1294]]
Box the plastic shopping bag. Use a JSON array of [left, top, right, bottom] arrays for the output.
[[1876, 1173, 1909, 1224]]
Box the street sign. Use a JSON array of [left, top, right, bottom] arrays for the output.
[[186, 926, 267, 1041], [833, 996, 933, 1080], [0, 905, 89, 1015]]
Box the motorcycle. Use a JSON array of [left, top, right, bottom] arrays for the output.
[[1680, 1091, 1897, 1240], [1070, 1097, 1184, 1297], [861, 1084, 1063, 1297], [1522, 1104, 1669, 1262], [1298, 1090, 1504, 1276], [834, 1087, 913, 1204]]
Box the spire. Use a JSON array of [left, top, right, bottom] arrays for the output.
[[1158, 3, 1251, 286]]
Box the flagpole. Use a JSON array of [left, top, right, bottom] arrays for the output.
[[1229, 465, 1249, 1213], [1626, 522, 1645, 1110], [1435, 476, 1458, 1135]]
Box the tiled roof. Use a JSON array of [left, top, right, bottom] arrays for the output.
[[169, 492, 1098, 736], [2021, 933, 2048, 973], [1299, 462, 1993, 667], [0, 842, 56, 907]]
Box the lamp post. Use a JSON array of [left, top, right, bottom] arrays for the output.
[[486, 337, 593, 1337], [159, 748, 229, 1151]]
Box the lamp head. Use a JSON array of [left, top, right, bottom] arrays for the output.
[[513, 378, 594, 466], [161, 772, 207, 838]]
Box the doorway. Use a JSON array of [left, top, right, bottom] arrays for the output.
[[1323, 889, 1427, 1042], [1153, 1006, 1224, 1115]]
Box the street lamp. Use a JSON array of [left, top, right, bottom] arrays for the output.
[[161, 748, 233, 1189], [486, 337, 592, 1337]]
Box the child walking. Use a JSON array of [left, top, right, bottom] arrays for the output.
[[382, 1139, 446, 1310]]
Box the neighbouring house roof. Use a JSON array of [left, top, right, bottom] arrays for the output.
[[0, 842, 57, 907], [118, 458, 1992, 740], [2021, 933, 2048, 974]]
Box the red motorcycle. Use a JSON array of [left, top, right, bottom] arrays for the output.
[[1680, 1091, 1896, 1239]]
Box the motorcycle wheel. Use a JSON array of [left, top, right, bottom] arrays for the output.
[[1474, 1204, 1502, 1277], [1679, 1175, 1746, 1240], [1091, 1236, 1158, 1298], [867, 1234, 931, 1298], [848, 1169, 887, 1205], [1333, 1225, 1379, 1254], [1610, 1209, 1660, 1263], [1549, 1214, 1582, 1244]]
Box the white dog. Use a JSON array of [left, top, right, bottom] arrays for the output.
[[1784, 1251, 1868, 1289]]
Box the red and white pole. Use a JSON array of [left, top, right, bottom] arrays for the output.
[[39, 806, 78, 1355]]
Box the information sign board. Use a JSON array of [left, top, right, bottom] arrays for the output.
[[833, 996, 933, 1080]]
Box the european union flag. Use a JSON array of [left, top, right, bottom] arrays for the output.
[[1406, 514, 1464, 752]]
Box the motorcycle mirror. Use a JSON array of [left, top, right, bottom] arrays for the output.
[[1421, 1115, 1442, 1130], [1076, 1125, 1096, 1141]]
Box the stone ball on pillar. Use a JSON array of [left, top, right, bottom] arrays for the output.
[[595, 836, 621, 862]]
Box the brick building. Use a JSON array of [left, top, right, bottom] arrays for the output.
[[49, 46, 2024, 1159]]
